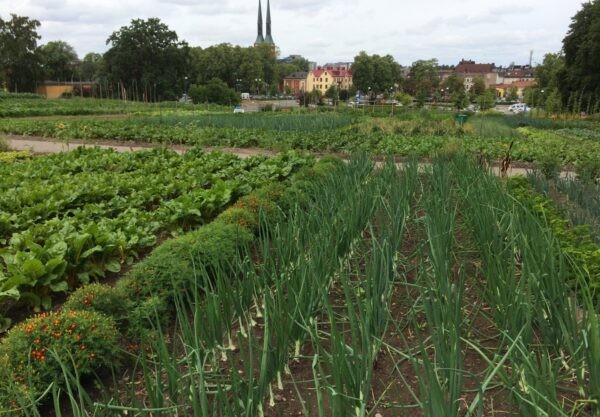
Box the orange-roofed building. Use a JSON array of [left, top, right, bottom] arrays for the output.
[[495, 80, 538, 99], [306, 65, 353, 94]]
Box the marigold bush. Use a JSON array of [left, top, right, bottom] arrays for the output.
[[63, 283, 130, 324], [0, 309, 119, 410]]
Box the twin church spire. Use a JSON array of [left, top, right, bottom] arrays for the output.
[[255, 0, 274, 46]]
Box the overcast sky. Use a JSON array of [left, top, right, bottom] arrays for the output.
[[0, 0, 584, 66]]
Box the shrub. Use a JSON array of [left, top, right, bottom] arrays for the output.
[[127, 295, 170, 339], [63, 283, 129, 324], [189, 79, 240, 106], [575, 157, 600, 183], [0, 136, 8, 152], [217, 206, 258, 232], [0, 310, 119, 410], [537, 153, 562, 180], [234, 192, 283, 224], [121, 222, 253, 301]]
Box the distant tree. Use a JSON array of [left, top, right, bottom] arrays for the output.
[[80, 53, 103, 81], [561, 0, 600, 108], [452, 89, 469, 110], [40, 41, 79, 81], [189, 44, 284, 93], [507, 86, 519, 102], [476, 89, 496, 110], [325, 85, 339, 105], [404, 59, 440, 104], [189, 78, 239, 106], [470, 77, 486, 99], [0, 14, 42, 92], [544, 89, 562, 114], [104, 18, 190, 101], [352, 51, 402, 94], [442, 73, 464, 95]]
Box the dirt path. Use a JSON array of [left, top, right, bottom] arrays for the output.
[[5, 135, 574, 178], [5, 135, 277, 159]]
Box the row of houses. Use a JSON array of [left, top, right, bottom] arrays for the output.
[[444, 59, 537, 98], [282, 59, 537, 99]]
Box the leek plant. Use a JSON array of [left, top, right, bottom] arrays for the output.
[[306, 159, 419, 417]]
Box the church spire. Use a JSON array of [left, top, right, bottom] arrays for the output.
[[264, 0, 274, 44], [255, 0, 264, 45]]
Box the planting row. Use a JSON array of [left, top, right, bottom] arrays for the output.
[[3, 153, 600, 416], [0, 97, 223, 118], [0, 147, 312, 325], [2, 115, 600, 165], [0, 153, 344, 415]]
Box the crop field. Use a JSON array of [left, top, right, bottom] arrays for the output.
[[0, 97, 599, 416], [0, 96, 222, 118], [2, 98, 600, 168], [0, 147, 312, 328], [0, 151, 598, 416]]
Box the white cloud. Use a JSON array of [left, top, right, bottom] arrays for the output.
[[0, 0, 582, 66]]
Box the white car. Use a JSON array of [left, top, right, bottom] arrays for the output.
[[508, 103, 530, 113], [233, 106, 245, 114]]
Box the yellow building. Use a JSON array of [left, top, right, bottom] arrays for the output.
[[495, 80, 537, 99], [306, 66, 353, 94], [36, 82, 95, 99]]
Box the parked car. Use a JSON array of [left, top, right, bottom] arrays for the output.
[[508, 103, 530, 113], [233, 106, 245, 114]]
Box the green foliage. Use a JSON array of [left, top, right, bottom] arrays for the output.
[[404, 59, 440, 99], [470, 77, 486, 98], [395, 91, 413, 107], [121, 222, 254, 301], [452, 88, 469, 110], [0, 14, 42, 93], [352, 51, 402, 94], [217, 206, 258, 233], [537, 152, 562, 179], [0, 310, 119, 407], [0, 97, 214, 117], [80, 52, 102, 81], [63, 283, 129, 323], [507, 86, 519, 102], [442, 73, 464, 96], [189, 78, 239, 106], [0, 147, 310, 315], [103, 18, 189, 101], [0, 135, 7, 152], [476, 89, 496, 110], [562, 0, 600, 108], [39, 40, 79, 81], [544, 89, 563, 113], [508, 177, 600, 292]]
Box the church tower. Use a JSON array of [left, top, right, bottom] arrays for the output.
[[255, 0, 264, 46], [264, 0, 274, 45]]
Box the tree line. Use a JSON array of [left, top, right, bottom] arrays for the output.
[[525, 0, 600, 114], [2, 0, 598, 110], [0, 15, 309, 102]]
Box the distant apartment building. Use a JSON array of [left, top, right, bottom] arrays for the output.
[[282, 71, 308, 95], [496, 65, 535, 84], [306, 64, 353, 94], [454, 59, 498, 90]]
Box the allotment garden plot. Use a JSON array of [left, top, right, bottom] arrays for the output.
[[0, 147, 311, 325]]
